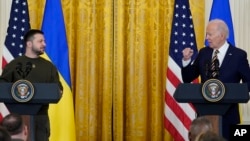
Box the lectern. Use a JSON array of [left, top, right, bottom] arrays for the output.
[[174, 82, 249, 115], [0, 82, 61, 115], [173, 81, 250, 135]]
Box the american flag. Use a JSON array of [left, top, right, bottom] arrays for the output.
[[0, 0, 30, 120], [164, 0, 198, 140]]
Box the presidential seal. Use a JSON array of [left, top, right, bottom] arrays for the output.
[[11, 80, 34, 103], [202, 79, 225, 102]]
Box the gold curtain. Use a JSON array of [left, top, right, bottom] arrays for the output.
[[28, 0, 204, 140]]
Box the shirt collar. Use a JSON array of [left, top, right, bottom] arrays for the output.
[[216, 42, 229, 55]]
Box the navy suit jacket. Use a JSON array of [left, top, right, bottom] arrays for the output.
[[181, 44, 250, 139], [182, 45, 250, 86]]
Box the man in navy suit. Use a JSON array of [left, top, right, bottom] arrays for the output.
[[181, 19, 250, 140]]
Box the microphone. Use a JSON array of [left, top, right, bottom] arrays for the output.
[[214, 59, 220, 77], [205, 60, 210, 78], [25, 62, 33, 78], [214, 59, 219, 69], [16, 62, 24, 78]]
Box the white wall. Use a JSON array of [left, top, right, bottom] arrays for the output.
[[0, 1, 11, 73]]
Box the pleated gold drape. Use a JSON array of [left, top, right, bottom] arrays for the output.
[[28, 0, 204, 140]]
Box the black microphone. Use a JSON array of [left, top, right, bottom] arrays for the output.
[[16, 62, 24, 78], [214, 59, 220, 77], [214, 59, 219, 69], [25, 62, 33, 78], [205, 61, 210, 78]]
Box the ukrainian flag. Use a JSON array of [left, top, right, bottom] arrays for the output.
[[41, 0, 76, 140]]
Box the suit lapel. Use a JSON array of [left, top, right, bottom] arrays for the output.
[[203, 47, 213, 62], [220, 45, 234, 70]]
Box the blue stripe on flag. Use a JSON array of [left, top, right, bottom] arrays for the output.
[[41, 0, 71, 86]]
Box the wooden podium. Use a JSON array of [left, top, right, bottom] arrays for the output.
[[173, 82, 250, 135]]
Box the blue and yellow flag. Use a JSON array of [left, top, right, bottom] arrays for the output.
[[41, 0, 76, 140]]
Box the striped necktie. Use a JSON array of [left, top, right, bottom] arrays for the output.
[[211, 50, 219, 78]]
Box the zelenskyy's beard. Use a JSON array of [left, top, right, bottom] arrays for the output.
[[32, 46, 44, 56], [34, 50, 44, 56]]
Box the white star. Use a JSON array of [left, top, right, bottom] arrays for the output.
[[13, 25, 17, 30], [174, 40, 178, 44], [175, 49, 178, 53], [11, 42, 15, 46], [175, 13, 179, 18], [22, 19, 26, 23], [190, 42, 194, 46], [14, 9, 18, 12], [12, 34, 16, 38], [190, 33, 194, 37], [22, 2, 26, 6], [14, 17, 18, 21], [174, 31, 178, 36], [182, 32, 186, 36], [182, 5, 186, 9], [15, 0, 19, 4], [175, 22, 178, 26], [176, 4, 179, 8], [182, 14, 186, 19], [182, 41, 186, 45], [22, 10, 26, 14], [182, 24, 186, 28], [20, 36, 24, 40]]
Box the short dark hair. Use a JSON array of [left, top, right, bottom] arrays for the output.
[[196, 131, 226, 141], [24, 29, 44, 43], [0, 126, 11, 141], [1, 113, 24, 135], [189, 116, 213, 141]]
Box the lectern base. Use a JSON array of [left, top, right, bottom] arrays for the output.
[[5, 103, 42, 115], [193, 103, 231, 115]]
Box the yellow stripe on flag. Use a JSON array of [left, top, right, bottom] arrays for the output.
[[41, 54, 76, 141]]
